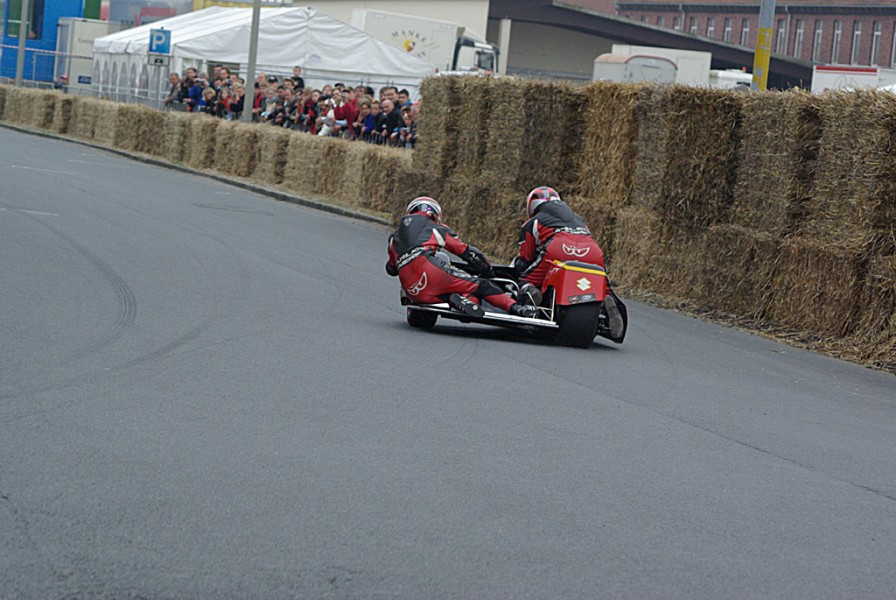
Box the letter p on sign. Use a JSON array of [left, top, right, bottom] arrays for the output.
[[149, 29, 171, 55]]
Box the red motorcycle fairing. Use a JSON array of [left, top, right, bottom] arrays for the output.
[[543, 260, 609, 306]]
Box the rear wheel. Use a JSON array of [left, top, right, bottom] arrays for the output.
[[555, 303, 600, 348], [407, 308, 438, 329]]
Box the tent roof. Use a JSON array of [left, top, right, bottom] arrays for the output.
[[94, 6, 435, 81]]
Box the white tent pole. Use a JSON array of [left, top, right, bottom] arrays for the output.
[[241, 0, 262, 123]]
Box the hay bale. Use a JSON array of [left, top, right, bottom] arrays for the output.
[[111, 104, 145, 151], [696, 224, 781, 317], [212, 120, 258, 177], [852, 255, 896, 368], [4, 88, 55, 129], [92, 100, 120, 147], [337, 142, 369, 205], [654, 86, 743, 229], [51, 95, 75, 133], [68, 96, 101, 140], [251, 125, 292, 185], [183, 114, 221, 170], [438, 175, 521, 259], [480, 78, 587, 196], [357, 145, 416, 217], [160, 111, 191, 163], [412, 75, 462, 181], [452, 76, 494, 180], [765, 238, 866, 336], [578, 82, 641, 207], [730, 90, 822, 237], [564, 194, 618, 265], [803, 90, 896, 250], [0, 84, 9, 120], [282, 132, 327, 196], [135, 108, 170, 156], [314, 137, 350, 198], [631, 85, 671, 210]]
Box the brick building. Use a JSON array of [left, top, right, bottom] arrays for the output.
[[565, 1, 896, 67]]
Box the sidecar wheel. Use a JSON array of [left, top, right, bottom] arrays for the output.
[[407, 308, 438, 330], [555, 304, 600, 348]]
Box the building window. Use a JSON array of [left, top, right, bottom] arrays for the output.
[[741, 19, 750, 46], [707, 18, 715, 38], [871, 22, 882, 65], [776, 19, 787, 54], [6, 0, 45, 39], [812, 20, 824, 62], [657, 15, 665, 27], [851, 21, 862, 64], [690, 17, 698, 35], [892, 23, 896, 66], [832, 20, 842, 63], [673, 16, 682, 31], [641, 15, 647, 22], [723, 18, 732, 43], [793, 20, 804, 58]]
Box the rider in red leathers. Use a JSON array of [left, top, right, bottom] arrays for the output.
[[387, 197, 538, 318], [512, 186, 624, 337]]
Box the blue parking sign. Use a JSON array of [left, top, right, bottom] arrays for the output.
[[149, 29, 171, 55]]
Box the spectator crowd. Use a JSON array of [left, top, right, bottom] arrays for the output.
[[162, 64, 418, 148]]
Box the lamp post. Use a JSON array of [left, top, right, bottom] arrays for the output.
[[15, 0, 33, 86], [241, 0, 262, 123], [752, 0, 776, 91]]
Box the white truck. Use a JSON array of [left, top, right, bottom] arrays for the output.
[[810, 65, 896, 92], [593, 44, 751, 89], [350, 9, 498, 73]]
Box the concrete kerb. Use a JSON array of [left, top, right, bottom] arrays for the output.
[[0, 122, 392, 227]]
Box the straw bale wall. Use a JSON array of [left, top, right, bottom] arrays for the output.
[[2, 81, 895, 368]]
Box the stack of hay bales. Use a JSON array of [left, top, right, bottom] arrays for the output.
[[51, 95, 75, 133], [412, 76, 463, 191], [779, 89, 896, 358], [160, 111, 192, 164], [251, 125, 293, 185]]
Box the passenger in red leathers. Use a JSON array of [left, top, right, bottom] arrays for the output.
[[387, 198, 538, 318]]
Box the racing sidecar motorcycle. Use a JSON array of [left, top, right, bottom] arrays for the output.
[[401, 259, 627, 348]]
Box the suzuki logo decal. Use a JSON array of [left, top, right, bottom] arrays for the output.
[[407, 272, 428, 296], [562, 244, 590, 258], [576, 277, 592, 291]]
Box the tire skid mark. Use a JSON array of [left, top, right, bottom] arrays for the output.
[[24, 214, 137, 357]]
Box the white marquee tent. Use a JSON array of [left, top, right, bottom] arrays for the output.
[[92, 6, 436, 102]]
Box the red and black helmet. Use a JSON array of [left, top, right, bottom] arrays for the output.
[[406, 197, 442, 223], [526, 186, 561, 218]]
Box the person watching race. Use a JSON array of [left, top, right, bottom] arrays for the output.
[[512, 186, 624, 336], [387, 197, 539, 319]]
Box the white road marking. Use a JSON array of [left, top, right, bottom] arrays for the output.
[[0, 207, 59, 216], [11, 165, 79, 175]]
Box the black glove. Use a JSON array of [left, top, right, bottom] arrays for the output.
[[461, 246, 493, 277], [385, 262, 398, 277]]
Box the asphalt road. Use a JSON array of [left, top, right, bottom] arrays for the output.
[[1, 127, 895, 599]]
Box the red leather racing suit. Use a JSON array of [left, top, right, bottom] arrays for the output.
[[514, 201, 605, 286], [386, 214, 515, 311]]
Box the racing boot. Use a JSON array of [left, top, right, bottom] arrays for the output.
[[509, 303, 540, 319], [449, 293, 485, 318], [603, 293, 625, 339], [518, 282, 543, 307]]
